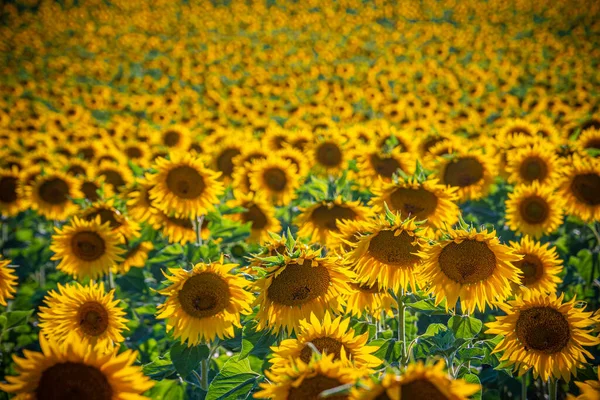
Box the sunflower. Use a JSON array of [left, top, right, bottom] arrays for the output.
[[346, 213, 425, 293], [295, 198, 371, 246], [126, 178, 158, 224], [226, 192, 281, 243], [50, 216, 124, 280], [153, 209, 197, 245], [354, 145, 415, 187], [344, 278, 396, 321], [508, 236, 563, 295], [157, 124, 191, 151], [25, 170, 82, 220], [557, 156, 600, 222], [276, 145, 311, 178], [148, 152, 224, 219], [329, 218, 367, 257], [577, 128, 600, 156], [0, 334, 154, 398], [0, 167, 26, 217], [506, 141, 563, 187], [497, 118, 538, 142], [254, 246, 353, 335], [249, 156, 300, 206], [117, 241, 154, 274], [244, 232, 309, 276], [417, 227, 522, 314], [96, 160, 133, 194], [568, 368, 600, 400], [505, 182, 564, 238], [486, 291, 600, 382], [254, 353, 365, 400], [435, 148, 497, 202], [0, 257, 17, 307], [78, 173, 114, 203], [81, 200, 141, 243], [309, 129, 350, 176], [38, 281, 128, 351], [156, 258, 254, 345], [352, 360, 480, 400], [370, 177, 460, 231], [209, 137, 247, 182]]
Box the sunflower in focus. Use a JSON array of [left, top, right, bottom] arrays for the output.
[[557, 156, 600, 222], [156, 258, 254, 345], [0, 257, 17, 307], [0, 167, 26, 217], [486, 291, 600, 382], [0, 334, 154, 399], [505, 182, 564, 238], [508, 236, 563, 295], [506, 141, 562, 187], [254, 246, 353, 334], [152, 209, 197, 245], [226, 192, 281, 243], [117, 241, 154, 274], [568, 369, 600, 400], [329, 218, 367, 256], [254, 353, 365, 400], [370, 176, 460, 230], [38, 281, 128, 351], [148, 152, 224, 219], [417, 226, 522, 313], [248, 156, 300, 205], [269, 311, 381, 371], [50, 216, 124, 280], [344, 278, 395, 322], [25, 170, 82, 220]]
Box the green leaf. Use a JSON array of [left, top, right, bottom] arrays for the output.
[[143, 356, 177, 380], [423, 323, 447, 337], [372, 338, 402, 363], [240, 322, 277, 360], [448, 315, 483, 339], [462, 374, 482, 400], [146, 379, 186, 400], [170, 342, 209, 379], [1, 310, 34, 331], [406, 299, 446, 315], [206, 357, 260, 400]]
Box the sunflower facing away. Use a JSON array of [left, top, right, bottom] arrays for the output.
[[557, 156, 600, 223], [269, 311, 382, 371], [226, 192, 281, 243], [417, 226, 522, 314], [156, 258, 254, 345], [38, 281, 128, 351], [505, 182, 564, 239], [486, 291, 600, 382], [25, 170, 82, 220], [508, 236, 563, 295], [352, 360, 480, 400], [0, 167, 26, 217], [254, 353, 366, 400], [0, 257, 17, 307], [370, 177, 460, 231], [0, 334, 154, 399], [148, 152, 224, 219], [249, 156, 301, 206], [254, 246, 353, 335], [50, 216, 124, 280]]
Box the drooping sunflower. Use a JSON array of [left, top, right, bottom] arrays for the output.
[[417, 227, 522, 314], [354, 145, 415, 187], [557, 156, 600, 222], [0, 167, 26, 217], [25, 170, 82, 220], [0, 334, 154, 399], [351, 360, 480, 400], [506, 141, 563, 187], [156, 258, 254, 345], [295, 198, 371, 246], [486, 291, 600, 382], [38, 281, 128, 351], [50, 216, 124, 280], [568, 368, 600, 400], [148, 152, 224, 219], [125, 178, 158, 224], [226, 192, 281, 243], [0, 257, 17, 307], [81, 199, 141, 243], [370, 177, 460, 231], [347, 213, 425, 293], [152, 209, 197, 245], [508, 236, 563, 295], [117, 241, 154, 274], [248, 156, 301, 206], [254, 246, 353, 335], [505, 182, 564, 238], [269, 311, 382, 371], [254, 353, 366, 400]]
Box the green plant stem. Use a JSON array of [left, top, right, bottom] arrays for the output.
[[548, 378, 557, 400], [521, 373, 527, 400], [108, 268, 114, 290], [397, 289, 406, 367], [200, 358, 209, 391], [195, 215, 205, 246]]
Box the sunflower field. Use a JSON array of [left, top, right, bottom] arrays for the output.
[[1, 0, 600, 399]]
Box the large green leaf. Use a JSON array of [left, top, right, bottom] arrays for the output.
[[0, 310, 34, 331], [448, 315, 482, 339], [206, 357, 260, 400], [170, 342, 210, 379]]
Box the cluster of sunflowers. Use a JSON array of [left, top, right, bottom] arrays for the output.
[[1, 0, 600, 399]]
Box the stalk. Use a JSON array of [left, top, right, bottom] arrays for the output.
[[548, 378, 558, 400], [397, 289, 406, 367]]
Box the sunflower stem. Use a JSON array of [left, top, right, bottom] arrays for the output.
[[108, 268, 114, 290], [521, 373, 527, 400], [397, 288, 407, 367], [195, 215, 205, 246], [200, 357, 209, 391], [548, 378, 558, 400]]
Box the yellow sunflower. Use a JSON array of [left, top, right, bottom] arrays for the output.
[[0, 334, 154, 398], [78, 174, 114, 203], [295, 198, 371, 246], [354, 145, 415, 187], [254, 246, 353, 335], [254, 353, 366, 400], [0, 257, 17, 307], [346, 213, 424, 292], [269, 311, 382, 371], [0, 167, 26, 217], [156, 258, 254, 345], [577, 127, 600, 156], [351, 360, 480, 400], [25, 170, 82, 220], [50, 216, 124, 280], [344, 278, 396, 321], [244, 232, 309, 276], [152, 209, 197, 245], [117, 241, 154, 274], [81, 199, 141, 243], [486, 291, 600, 382], [557, 156, 600, 222], [309, 129, 350, 176], [156, 124, 192, 151], [505, 182, 564, 238], [508, 236, 563, 295], [568, 368, 600, 400], [417, 227, 522, 314], [329, 218, 368, 257], [370, 177, 460, 231], [506, 141, 563, 187], [208, 137, 247, 182], [126, 178, 158, 224], [38, 281, 128, 351], [148, 152, 224, 219], [497, 118, 538, 142], [248, 156, 301, 206], [276, 145, 311, 178], [226, 192, 281, 243], [96, 160, 134, 194]]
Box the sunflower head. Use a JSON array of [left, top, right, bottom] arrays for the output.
[[508, 236, 563, 295], [81, 199, 141, 243], [248, 156, 301, 206], [117, 241, 154, 274], [506, 141, 563, 186], [0, 167, 26, 217], [0, 257, 17, 307], [226, 191, 281, 243], [557, 156, 600, 222], [436, 148, 497, 202], [26, 170, 82, 220]]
